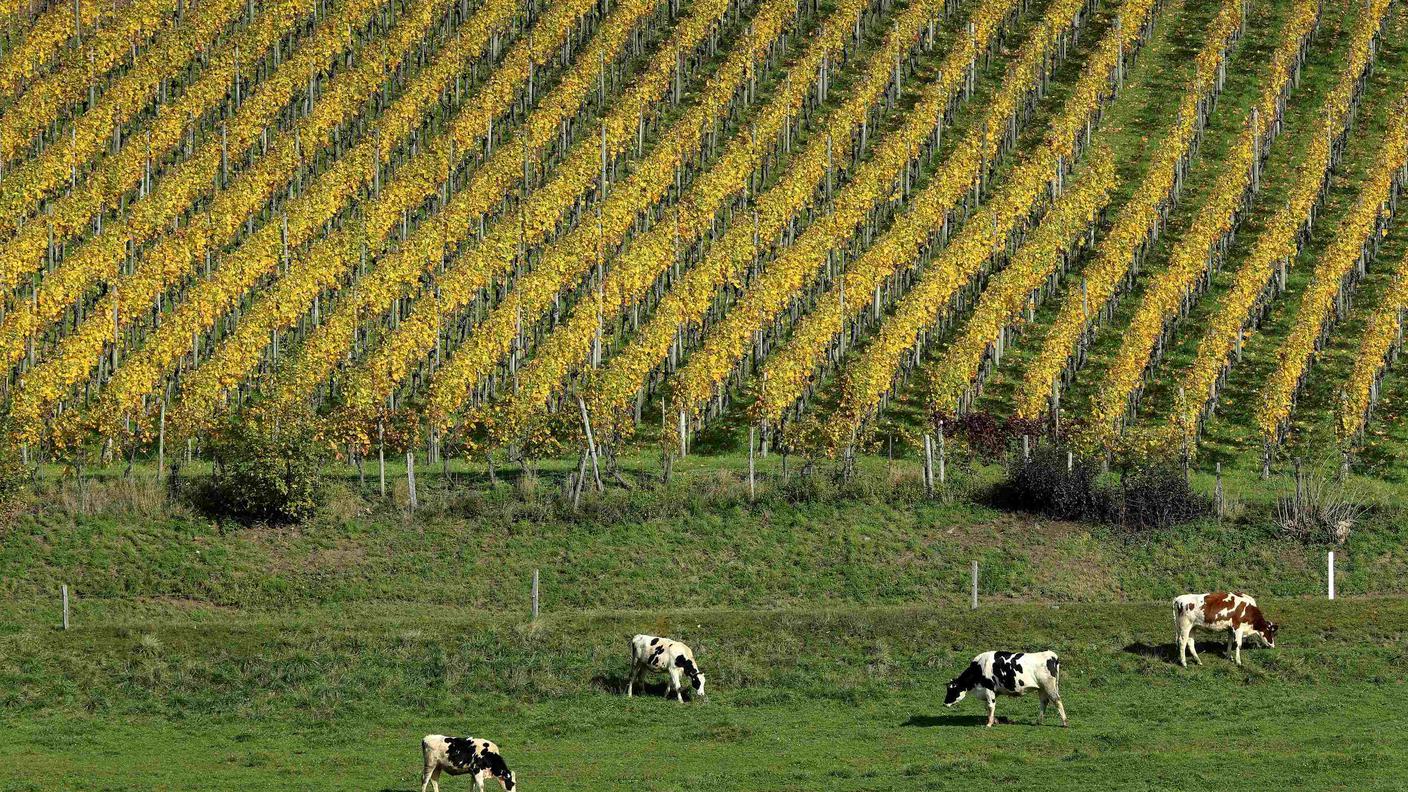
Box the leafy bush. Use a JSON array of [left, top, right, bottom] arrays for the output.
[[995, 445, 1210, 529], [933, 410, 1043, 462], [997, 445, 1105, 521], [0, 446, 27, 512], [195, 412, 329, 524], [1114, 464, 1211, 531]]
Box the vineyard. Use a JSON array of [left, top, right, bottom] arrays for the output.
[[4, 0, 1408, 478]]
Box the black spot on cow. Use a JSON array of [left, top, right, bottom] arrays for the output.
[[991, 652, 1023, 692], [650, 637, 660, 646], [445, 737, 477, 771], [1046, 656, 1060, 678]]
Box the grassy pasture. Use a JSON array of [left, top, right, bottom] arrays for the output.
[[1, 599, 1405, 790]]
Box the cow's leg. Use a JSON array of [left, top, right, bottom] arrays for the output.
[[668, 667, 685, 702], [1039, 677, 1067, 727], [627, 664, 638, 697], [1037, 691, 1048, 725], [1233, 631, 1243, 665], [421, 766, 440, 792], [979, 689, 997, 727], [1185, 627, 1202, 666], [473, 770, 487, 792]]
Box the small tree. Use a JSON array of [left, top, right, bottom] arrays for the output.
[[198, 409, 328, 524]]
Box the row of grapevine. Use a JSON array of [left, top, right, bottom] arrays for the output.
[[758, 0, 1162, 429], [330, 0, 745, 429], [0, 0, 184, 163], [671, 0, 1095, 428], [0, 0, 318, 237], [76, 0, 640, 445], [1012, 0, 1246, 419], [477, 0, 888, 446], [189, 0, 789, 440], [1169, 0, 1391, 444], [927, 150, 1116, 414], [9, 0, 516, 443], [1089, 0, 1320, 439], [0, 0, 397, 351], [1338, 243, 1408, 445], [832, 0, 1164, 433], [1255, 87, 1408, 448], [0, 0, 108, 103], [415, 0, 808, 435], [591, 0, 1005, 432]]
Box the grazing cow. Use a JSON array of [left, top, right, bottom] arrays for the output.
[[1174, 591, 1278, 666], [627, 634, 706, 702], [420, 735, 516, 792], [944, 650, 1067, 727]]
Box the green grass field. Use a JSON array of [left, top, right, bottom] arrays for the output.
[[3, 598, 1406, 791], [3, 455, 1408, 791]]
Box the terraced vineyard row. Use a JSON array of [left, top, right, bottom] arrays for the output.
[[4, 0, 1408, 476]]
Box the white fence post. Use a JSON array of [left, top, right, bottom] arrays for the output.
[[406, 451, 418, 511], [970, 561, 978, 610], [532, 569, 540, 620], [62, 584, 69, 630], [1328, 551, 1335, 600]]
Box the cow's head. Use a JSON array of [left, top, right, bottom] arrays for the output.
[[1257, 620, 1278, 648], [678, 656, 706, 699], [500, 769, 517, 791], [943, 678, 968, 707]]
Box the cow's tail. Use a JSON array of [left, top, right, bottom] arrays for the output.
[[628, 636, 639, 664]]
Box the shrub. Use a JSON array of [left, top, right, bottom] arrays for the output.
[[195, 411, 329, 524], [1115, 464, 1211, 531], [1273, 465, 1364, 545], [995, 445, 1211, 530], [997, 445, 1106, 521], [0, 446, 27, 513]]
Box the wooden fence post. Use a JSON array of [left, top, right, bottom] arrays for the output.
[[748, 426, 756, 501], [1328, 551, 1335, 600], [937, 425, 946, 486], [62, 584, 69, 630], [970, 561, 979, 610], [157, 399, 166, 480], [923, 434, 934, 496], [406, 451, 418, 510], [1214, 462, 1224, 517], [378, 421, 386, 497]]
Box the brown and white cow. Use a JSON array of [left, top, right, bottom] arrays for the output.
[[420, 735, 516, 792], [627, 634, 706, 702], [1174, 591, 1278, 666]]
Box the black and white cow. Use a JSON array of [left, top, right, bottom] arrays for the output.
[[420, 735, 517, 792], [627, 634, 706, 702], [944, 650, 1067, 727]]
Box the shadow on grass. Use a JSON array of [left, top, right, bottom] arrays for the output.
[[1123, 640, 1229, 663], [903, 714, 1003, 727], [591, 672, 673, 698]]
